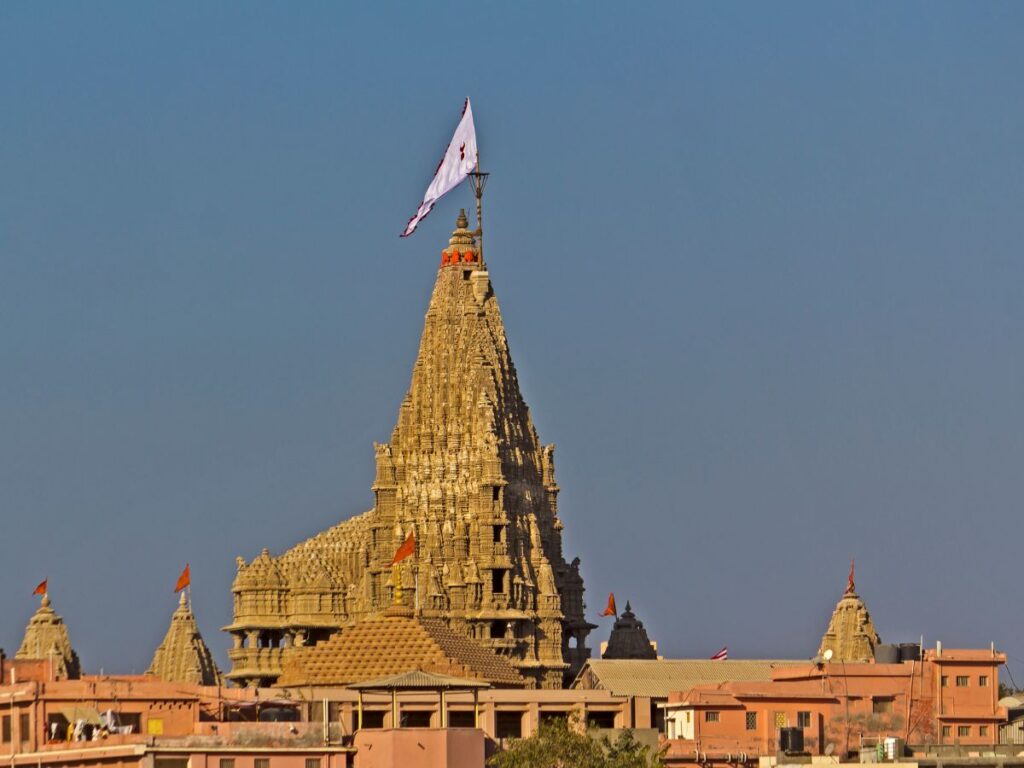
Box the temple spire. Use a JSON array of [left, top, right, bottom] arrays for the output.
[[147, 591, 223, 685], [818, 564, 880, 662], [16, 592, 80, 679]]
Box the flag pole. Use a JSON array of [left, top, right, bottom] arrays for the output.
[[469, 155, 489, 270]]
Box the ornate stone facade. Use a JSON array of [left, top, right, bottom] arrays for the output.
[[147, 592, 223, 686], [225, 211, 593, 689], [16, 593, 81, 679], [817, 571, 880, 663]]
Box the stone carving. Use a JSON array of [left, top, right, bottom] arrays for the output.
[[147, 592, 223, 686], [16, 593, 81, 679], [817, 570, 880, 663], [225, 211, 593, 688]]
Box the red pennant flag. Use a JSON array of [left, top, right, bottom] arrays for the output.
[[600, 592, 617, 617], [710, 646, 728, 661], [390, 533, 416, 566], [174, 564, 191, 593], [33, 578, 48, 596], [846, 558, 856, 594]]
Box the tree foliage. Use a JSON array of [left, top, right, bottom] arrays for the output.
[[487, 716, 663, 768]]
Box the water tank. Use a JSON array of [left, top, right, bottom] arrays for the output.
[[899, 643, 921, 662], [780, 727, 804, 754], [874, 644, 899, 664]]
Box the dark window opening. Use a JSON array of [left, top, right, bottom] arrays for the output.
[[19, 714, 29, 743], [305, 759, 321, 768], [492, 487, 500, 502], [2, 716, 10, 743], [490, 620, 508, 639], [872, 699, 893, 714], [492, 569, 506, 594], [401, 711, 432, 728], [220, 760, 235, 768], [495, 712, 523, 739], [746, 712, 757, 730], [448, 710, 476, 728], [493, 525, 503, 543], [587, 711, 616, 729], [359, 711, 386, 730], [254, 759, 270, 768], [797, 711, 812, 728]]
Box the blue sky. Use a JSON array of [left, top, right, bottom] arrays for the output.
[[2, 2, 1023, 684]]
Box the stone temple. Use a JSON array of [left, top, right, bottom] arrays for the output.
[[225, 211, 593, 689]]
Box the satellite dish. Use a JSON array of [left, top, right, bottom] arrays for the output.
[[825, 743, 835, 756], [823, 649, 834, 662]]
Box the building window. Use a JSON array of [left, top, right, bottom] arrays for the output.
[[305, 759, 321, 768], [872, 698, 894, 714], [958, 726, 970, 738], [774, 712, 787, 729], [449, 710, 476, 728], [19, 714, 29, 743], [220, 760, 235, 768], [400, 711, 431, 728], [495, 711, 523, 739], [942, 726, 951, 738], [705, 711, 720, 723], [492, 569, 507, 595], [941, 676, 948, 687], [587, 711, 616, 730], [359, 711, 385, 730], [746, 712, 757, 730], [980, 726, 989, 737], [956, 676, 969, 687], [255, 759, 270, 768], [2, 716, 10, 743], [797, 712, 811, 728], [980, 676, 989, 687]]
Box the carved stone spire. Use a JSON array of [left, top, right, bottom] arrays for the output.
[[226, 212, 592, 688], [148, 592, 223, 686], [602, 601, 658, 660], [16, 593, 81, 679], [818, 570, 880, 663]]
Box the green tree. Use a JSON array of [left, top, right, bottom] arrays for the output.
[[488, 716, 663, 768]]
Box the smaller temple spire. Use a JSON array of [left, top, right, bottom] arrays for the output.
[[602, 601, 658, 660], [147, 591, 223, 686], [818, 564, 880, 663], [16, 593, 80, 679]]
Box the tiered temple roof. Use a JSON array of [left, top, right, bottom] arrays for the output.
[[278, 607, 526, 688], [817, 565, 880, 663], [16, 593, 80, 679], [226, 210, 592, 688], [147, 592, 223, 686], [602, 602, 658, 660]]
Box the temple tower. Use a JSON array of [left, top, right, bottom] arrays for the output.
[[148, 592, 223, 685], [818, 563, 880, 663], [16, 593, 80, 679], [226, 211, 593, 688], [602, 602, 658, 660]]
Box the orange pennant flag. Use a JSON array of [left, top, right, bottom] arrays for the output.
[[33, 578, 48, 596], [600, 592, 617, 617], [174, 564, 191, 593], [390, 533, 416, 566]]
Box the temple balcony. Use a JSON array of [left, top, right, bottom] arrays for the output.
[[226, 646, 284, 679]]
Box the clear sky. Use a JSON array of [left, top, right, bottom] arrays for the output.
[[2, 2, 1022, 684]]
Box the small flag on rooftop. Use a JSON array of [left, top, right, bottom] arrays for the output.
[[600, 592, 617, 617], [390, 532, 416, 566], [710, 646, 728, 661], [174, 564, 191, 593], [32, 578, 47, 596], [401, 98, 479, 237]]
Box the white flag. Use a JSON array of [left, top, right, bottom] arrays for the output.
[[401, 98, 478, 237]]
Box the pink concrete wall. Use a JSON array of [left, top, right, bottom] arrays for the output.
[[354, 728, 484, 768]]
